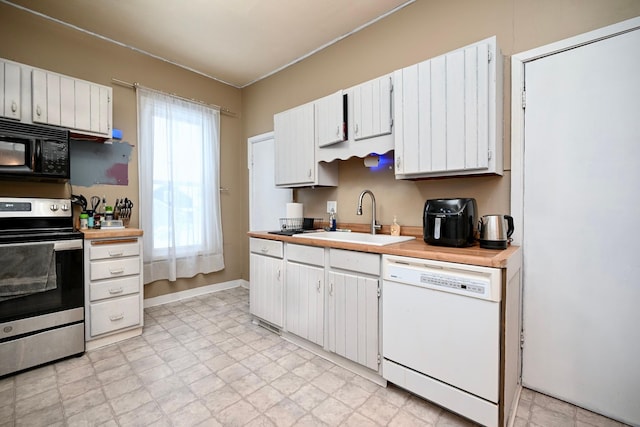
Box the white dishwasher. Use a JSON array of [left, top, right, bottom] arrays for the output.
[[382, 254, 502, 427]]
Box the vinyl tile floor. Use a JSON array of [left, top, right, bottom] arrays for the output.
[[0, 286, 628, 427]]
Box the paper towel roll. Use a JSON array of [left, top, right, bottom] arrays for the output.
[[286, 203, 303, 219]]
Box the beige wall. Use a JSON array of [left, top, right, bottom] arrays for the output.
[[0, 3, 245, 298], [242, 0, 640, 227], [2, 1, 640, 294]]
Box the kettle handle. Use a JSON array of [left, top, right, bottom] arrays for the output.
[[504, 215, 515, 239]]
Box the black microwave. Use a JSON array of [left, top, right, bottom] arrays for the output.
[[0, 118, 70, 181]]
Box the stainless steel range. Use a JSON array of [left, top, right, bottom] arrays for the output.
[[0, 197, 84, 377]]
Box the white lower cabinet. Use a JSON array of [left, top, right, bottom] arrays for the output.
[[285, 244, 325, 347], [327, 271, 379, 370], [327, 248, 380, 371], [249, 238, 284, 328], [249, 240, 383, 374], [84, 236, 143, 350]]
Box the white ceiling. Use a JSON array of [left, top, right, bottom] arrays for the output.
[[5, 0, 414, 88]]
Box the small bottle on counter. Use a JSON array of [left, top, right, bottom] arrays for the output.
[[329, 208, 337, 231], [390, 215, 401, 236], [87, 211, 95, 228], [79, 212, 88, 229]]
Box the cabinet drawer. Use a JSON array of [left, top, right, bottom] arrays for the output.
[[250, 238, 283, 258], [330, 249, 380, 276], [90, 239, 140, 260], [287, 244, 324, 267], [89, 276, 140, 302], [90, 258, 140, 281], [90, 294, 140, 336]]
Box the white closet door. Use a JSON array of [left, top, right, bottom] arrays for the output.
[[523, 28, 640, 425], [248, 133, 292, 231]]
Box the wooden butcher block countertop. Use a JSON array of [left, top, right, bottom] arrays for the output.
[[81, 228, 143, 239], [248, 228, 519, 269]]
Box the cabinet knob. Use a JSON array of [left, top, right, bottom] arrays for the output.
[[36, 105, 42, 117], [354, 124, 359, 135], [308, 169, 312, 178], [316, 280, 321, 291], [11, 102, 17, 113], [396, 158, 401, 169], [277, 269, 281, 280], [329, 282, 334, 296]]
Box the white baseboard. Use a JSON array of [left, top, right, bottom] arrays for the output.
[[143, 279, 249, 308]]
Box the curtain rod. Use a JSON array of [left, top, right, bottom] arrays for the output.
[[111, 78, 237, 117]]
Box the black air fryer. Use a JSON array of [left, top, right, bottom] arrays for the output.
[[423, 198, 478, 247]]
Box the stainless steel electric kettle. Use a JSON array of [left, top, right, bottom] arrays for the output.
[[479, 214, 514, 249]]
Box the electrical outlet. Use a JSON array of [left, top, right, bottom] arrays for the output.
[[327, 201, 337, 214]]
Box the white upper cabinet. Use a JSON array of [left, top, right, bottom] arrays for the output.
[[0, 59, 21, 120], [274, 101, 338, 188], [394, 36, 503, 178], [274, 102, 315, 186], [315, 90, 346, 148], [316, 74, 395, 163], [32, 68, 112, 137], [352, 74, 393, 141]]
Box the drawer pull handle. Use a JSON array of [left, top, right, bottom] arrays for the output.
[[109, 268, 125, 275], [109, 287, 123, 294], [317, 280, 321, 291], [109, 313, 124, 321], [329, 282, 334, 296], [108, 251, 124, 257], [261, 247, 268, 253]]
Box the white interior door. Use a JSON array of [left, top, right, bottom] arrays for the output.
[[248, 132, 292, 231], [520, 26, 640, 425]]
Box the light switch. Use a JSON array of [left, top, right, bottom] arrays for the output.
[[327, 201, 337, 214]]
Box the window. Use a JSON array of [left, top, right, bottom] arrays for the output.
[[137, 88, 224, 283]]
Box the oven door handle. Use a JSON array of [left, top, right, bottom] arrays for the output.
[[53, 239, 83, 251]]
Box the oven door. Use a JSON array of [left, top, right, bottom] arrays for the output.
[[0, 239, 84, 324]]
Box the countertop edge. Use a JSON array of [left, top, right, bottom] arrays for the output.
[[81, 228, 144, 239], [247, 231, 519, 269]]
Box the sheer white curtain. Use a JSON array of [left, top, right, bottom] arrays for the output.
[[137, 88, 224, 283]]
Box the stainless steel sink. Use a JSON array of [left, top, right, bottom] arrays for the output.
[[292, 231, 415, 246]]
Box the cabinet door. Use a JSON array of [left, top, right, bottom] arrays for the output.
[[250, 253, 284, 327], [395, 41, 493, 177], [31, 69, 47, 123], [74, 80, 91, 131], [315, 91, 345, 147], [352, 75, 392, 141], [93, 85, 111, 135], [32, 70, 62, 126], [285, 262, 324, 346], [433, 44, 489, 172], [327, 271, 379, 370], [274, 103, 315, 186], [60, 76, 75, 128], [1, 61, 21, 120]]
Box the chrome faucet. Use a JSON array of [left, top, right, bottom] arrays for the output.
[[357, 189, 382, 235]]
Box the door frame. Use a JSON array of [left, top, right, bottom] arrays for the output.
[[510, 16, 640, 245]]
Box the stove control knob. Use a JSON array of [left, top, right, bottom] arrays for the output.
[[50, 204, 59, 212], [61, 204, 69, 212]]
